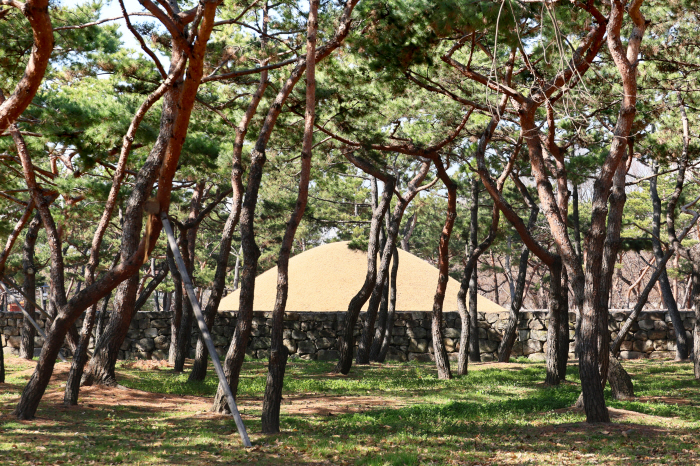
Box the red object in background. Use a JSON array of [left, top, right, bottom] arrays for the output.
[[8, 302, 21, 312]]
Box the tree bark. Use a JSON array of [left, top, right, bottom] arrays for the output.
[[464, 178, 480, 365], [545, 258, 563, 385], [79, 48, 190, 390], [261, 0, 319, 433], [0, 0, 54, 134], [572, 184, 583, 357], [608, 355, 634, 400], [357, 163, 432, 364], [167, 241, 183, 365], [212, 1, 359, 412], [401, 212, 417, 252], [335, 177, 395, 374], [490, 250, 499, 305], [20, 214, 41, 360], [188, 74, 264, 382], [79, 0, 223, 392], [375, 244, 399, 362], [650, 164, 688, 360], [173, 182, 205, 371], [64, 254, 126, 405], [557, 268, 570, 381], [431, 157, 458, 380], [692, 249, 700, 379], [0, 198, 36, 277], [498, 205, 537, 362], [95, 292, 111, 343]]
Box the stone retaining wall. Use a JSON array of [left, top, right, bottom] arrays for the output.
[[1, 309, 695, 361]]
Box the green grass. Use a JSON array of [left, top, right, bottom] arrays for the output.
[[1, 356, 699, 465]]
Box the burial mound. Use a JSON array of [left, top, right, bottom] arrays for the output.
[[219, 241, 505, 313]]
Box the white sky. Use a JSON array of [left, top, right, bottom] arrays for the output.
[[64, 0, 169, 64]]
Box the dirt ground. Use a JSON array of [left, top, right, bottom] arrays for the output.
[[3, 358, 560, 420]]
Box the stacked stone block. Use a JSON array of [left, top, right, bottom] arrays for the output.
[[1, 309, 695, 361]]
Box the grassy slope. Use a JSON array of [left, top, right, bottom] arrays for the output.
[[0, 357, 699, 465]]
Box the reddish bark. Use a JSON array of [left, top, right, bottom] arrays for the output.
[[0, 0, 54, 133]]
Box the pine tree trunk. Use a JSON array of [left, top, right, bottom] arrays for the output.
[[431, 158, 457, 380], [0, 332, 4, 383], [401, 212, 417, 252], [13, 17, 199, 416], [172, 182, 204, 371], [335, 177, 394, 374], [80, 47, 188, 390], [81, 276, 140, 386], [261, 0, 318, 432], [468, 268, 479, 362], [545, 259, 562, 385], [375, 245, 399, 362], [20, 214, 41, 360], [368, 213, 392, 362], [64, 303, 97, 405], [168, 243, 183, 365], [691, 250, 700, 379], [498, 243, 531, 362], [66, 254, 128, 405], [356, 207, 399, 364], [572, 184, 583, 358], [94, 293, 111, 343], [650, 165, 688, 360], [358, 163, 432, 364], [557, 268, 570, 381], [608, 355, 634, 400], [188, 58, 265, 382], [212, 36, 321, 412]]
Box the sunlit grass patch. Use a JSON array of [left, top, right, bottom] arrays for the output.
[[1, 356, 699, 465]]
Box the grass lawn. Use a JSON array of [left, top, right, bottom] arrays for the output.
[[1, 355, 699, 465]]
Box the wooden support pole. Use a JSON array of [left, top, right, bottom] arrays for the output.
[[0, 282, 67, 363], [161, 213, 252, 447]]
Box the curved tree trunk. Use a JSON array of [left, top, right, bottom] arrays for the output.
[[213, 47, 310, 416], [335, 178, 394, 375], [80, 48, 188, 389], [650, 164, 688, 360], [188, 63, 266, 383], [261, 0, 319, 433], [498, 242, 532, 362], [357, 161, 432, 364], [431, 157, 457, 380], [374, 244, 399, 362], [13, 4, 215, 416], [20, 214, 41, 360], [0, 0, 54, 134], [212, 2, 360, 412]]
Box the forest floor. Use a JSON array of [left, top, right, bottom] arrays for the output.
[[1, 355, 699, 465]]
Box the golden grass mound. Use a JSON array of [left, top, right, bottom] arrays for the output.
[[220, 241, 506, 313]]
